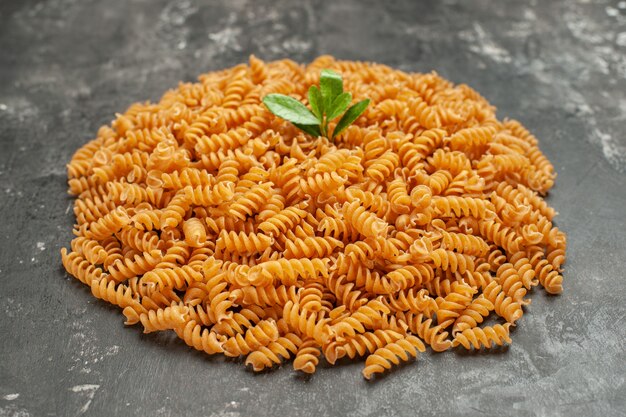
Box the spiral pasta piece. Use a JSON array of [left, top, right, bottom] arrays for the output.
[[399, 312, 452, 352], [362, 335, 425, 380], [184, 182, 235, 207], [216, 230, 273, 254], [81, 206, 131, 240], [430, 196, 494, 219], [245, 334, 303, 371], [108, 249, 162, 283], [229, 182, 274, 221], [141, 265, 202, 290], [71, 237, 108, 265], [90, 276, 137, 308], [435, 282, 477, 328], [222, 319, 280, 357], [452, 297, 494, 336], [293, 339, 321, 374], [139, 304, 189, 333], [175, 320, 225, 355], [430, 249, 475, 275], [258, 205, 308, 236], [452, 324, 512, 350], [332, 329, 405, 364], [284, 236, 343, 259], [482, 281, 523, 324], [437, 230, 490, 257], [342, 200, 389, 239], [248, 258, 329, 287], [282, 301, 330, 345], [328, 300, 390, 339]]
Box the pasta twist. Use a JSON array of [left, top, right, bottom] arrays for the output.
[[131, 209, 162, 231], [451, 297, 494, 336], [245, 334, 303, 371], [194, 127, 252, 155], [139, 304, 189, 333], [159, 167, 216, 190], [387, 177, 411, 214], [399, 312, 451, 352], [362, 335, 425, 380], [330, 329, 404, 365], [342, 200, 389, 239], [430, 196, 494, 219], [90, 276, 137, 308], [175, 320, 225, 355], [478, 219, 524, 254], [81, 206, 131, 240], [533, 258, 563, 294], [216, 230, 273, 254], [452, 324, 512, 350], [248, 258, 329, 287], [386, 288, 438, 317], [182, 218, 207, 248], [258, 205, 308, 236], [365, 150, 400, 182], [117, 227, 163, 253], [430, 249, 475, 275], [482, 281, 523, 324], [495, 263, 532, 303], [183, 182, 236, 207], [323, 274, 368, 312], [328, 300, 390, 339], [71, 237, 108, 265], [435, 282, 477, 328], [436, 230, 490, 257], [222, 319, 280, 357], [300, 172, 347, 196], [141, 265, 202, 290], [386, 264, 433, 292], [282, 301, 330, 345], [293, 339, 321, 374], [231, 285, 298, 308], [229, 182, 274, 220], [284, 236, 343, 259], [108, 249, 162, 283]]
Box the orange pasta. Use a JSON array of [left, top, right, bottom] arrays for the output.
[[61, 56, 566, 379]]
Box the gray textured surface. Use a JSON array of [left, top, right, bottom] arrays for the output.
[[1, 0, 626, 416]]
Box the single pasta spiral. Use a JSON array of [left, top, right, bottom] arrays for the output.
[[362, 335, 426, 380], [452, 324, 512, 350]]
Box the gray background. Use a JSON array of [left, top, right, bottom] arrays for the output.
[[1, 0, 625, 416]]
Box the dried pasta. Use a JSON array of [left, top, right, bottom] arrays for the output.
[[61, 56, 566, 379]]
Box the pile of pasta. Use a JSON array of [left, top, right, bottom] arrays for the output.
[[61, 56, 566, 379]]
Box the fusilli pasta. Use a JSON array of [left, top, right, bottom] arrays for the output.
[[61, 56, 566, 379]]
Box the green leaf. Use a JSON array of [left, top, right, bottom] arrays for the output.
[[320, 69, 343, 110], [332, 99, 370, 139], [326, 92, 352, 121], [308, 86, 323, 122], [294, 123, 321, 137], [263, 94, 319, 125]]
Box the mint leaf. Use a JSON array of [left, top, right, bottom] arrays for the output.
[[263, 70, 369, 140], [263, 94, 319, 125], [308, 86, 323, 122], [326, 92, 352, 121], [294, 123, 321, 137], [332, 99, 370, 139], [320, 69, 343, 110]]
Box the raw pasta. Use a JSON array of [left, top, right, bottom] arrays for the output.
[[61, 56, 566, 379]]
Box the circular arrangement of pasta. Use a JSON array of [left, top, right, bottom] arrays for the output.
[[61, 56, 567, 379]]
